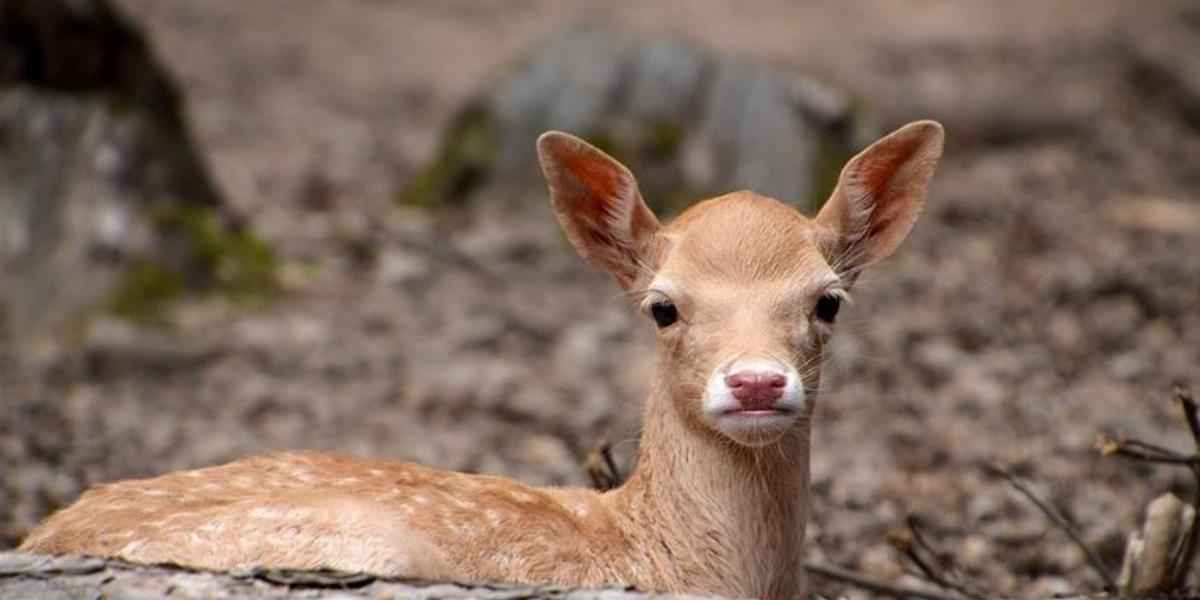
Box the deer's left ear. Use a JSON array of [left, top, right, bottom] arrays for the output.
[[537, 131, 661, 290], [815, 120, 944, 276]]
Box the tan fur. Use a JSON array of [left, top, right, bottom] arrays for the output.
[[22, 121, 944, 600]]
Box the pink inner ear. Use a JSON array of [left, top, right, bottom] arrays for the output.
[[855, 132, 929, 207], [560, 149, 629, 224], [539, 132, 661, 290], [819, 121, 943, 271]]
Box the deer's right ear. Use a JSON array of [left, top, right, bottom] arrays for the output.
[[537, 131, 661, 290], [815, 120, 944, 279]]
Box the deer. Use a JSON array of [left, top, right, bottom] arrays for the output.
[[20, 120, 944, 600]]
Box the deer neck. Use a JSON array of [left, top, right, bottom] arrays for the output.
[[606, 378, 812, 599]]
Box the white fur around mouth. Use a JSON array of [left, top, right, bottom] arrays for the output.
[[715, 409, 797, 429], [702, 359, 805, 442]]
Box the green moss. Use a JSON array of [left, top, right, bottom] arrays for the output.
[[104, 95, 138, 120], [581, 127, 619, 159], [399, 103, 496, 207], [579, 116, 686, 165], [0, 302, 10, 345], [644, 118, 686, 161], [109, 260, 185, 318], [809, 132, 852, 212], [808, 94, 869, 212], [109, 204, 276, 319], [160, 205, 276, 298]]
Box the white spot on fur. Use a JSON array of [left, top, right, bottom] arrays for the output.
[[197, 521, 226, 535], [248, 507, 282, 520]]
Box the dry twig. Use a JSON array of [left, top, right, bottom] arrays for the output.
[[887, 515, 983, 598], [1177, 386, 1200, 450], [805, 561, 976, 600], [1097, 436, 1196, 466], [1099, 386, 1200, 590], [1172, 386, 1200, 590], [987, 465, 1116, 592], [585, 437, 623, 491]]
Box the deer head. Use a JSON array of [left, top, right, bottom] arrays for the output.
[[538, 121, 944, 448]]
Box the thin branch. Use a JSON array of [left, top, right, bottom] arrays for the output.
[[1176, 386, 1200, 453], [1123, 438, 1196, 461], [902, 516, 984, 598], [1173, 386, 1200, 589], [1097, 439, 1198, 466], [601, 442, 622, 486], [805, 561, 975, 600], [906, 515, 943, 562], [1097, 387, 1200, 590], [987, 465, 1116, 592], [585, 437, 623, 491], [903, 543, 979, 598]]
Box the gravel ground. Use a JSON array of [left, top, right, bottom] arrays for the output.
[[2, 1, 1199, 597]]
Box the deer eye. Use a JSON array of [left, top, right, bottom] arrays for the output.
[[650, 300, 679, 328], [814, 293, 841, 323]]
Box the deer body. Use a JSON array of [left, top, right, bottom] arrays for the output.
[[22, 122, 944, 600], [23, 400, 807, 597]]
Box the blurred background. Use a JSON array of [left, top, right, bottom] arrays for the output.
[[1, 0, 1198, 596]]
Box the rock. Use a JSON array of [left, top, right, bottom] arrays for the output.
[[401, 27, 856, 212], [1126, 14, 1200, 128], [0, 552, 719, 600], [515, 434, 577, 474], [0, 0, 272, 346], [1027, 575, 1074, 597]]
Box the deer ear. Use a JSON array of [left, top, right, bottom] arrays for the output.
[[537, 131, 661, 290], [816, 120, 944, 276]]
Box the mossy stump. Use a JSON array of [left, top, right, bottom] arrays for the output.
[[402, 27, 859, 216]]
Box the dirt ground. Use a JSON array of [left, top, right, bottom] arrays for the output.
[[2, 1, 1199, 597]]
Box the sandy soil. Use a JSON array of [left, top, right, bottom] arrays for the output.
[[2, 1, 1199, 596]]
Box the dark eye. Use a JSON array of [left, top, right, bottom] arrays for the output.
[[650, 300, 679, 328], [814, 293, 841, 323]]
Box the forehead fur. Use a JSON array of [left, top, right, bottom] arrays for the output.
[[662, 191, 829, 283]]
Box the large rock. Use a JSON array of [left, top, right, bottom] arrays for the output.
[[0, 552, 715, 600], [1126, 7, 1200, 129], [402, 27, 856, 213], [0, 0, 272, 346]]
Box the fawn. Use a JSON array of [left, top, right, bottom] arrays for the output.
[[21, 120, 944, 600]]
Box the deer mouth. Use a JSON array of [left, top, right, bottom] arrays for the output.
[[710, 406, 800, 446], [716, 407, 798, 430], [720, 407, 794, 417]]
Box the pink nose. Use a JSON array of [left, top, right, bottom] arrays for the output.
[[724, 371, 787, 410]]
